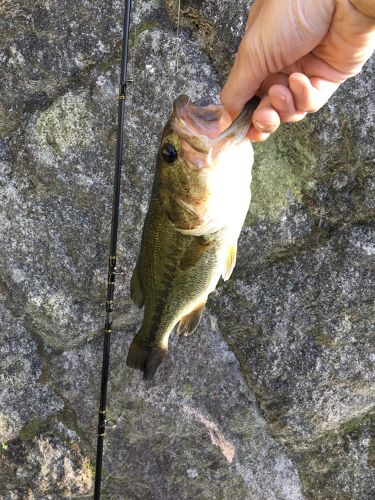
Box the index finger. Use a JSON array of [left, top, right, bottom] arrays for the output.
[[220, 39, 263, 119]]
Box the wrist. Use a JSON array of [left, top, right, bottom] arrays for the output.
[[349, 0, 375, 19]]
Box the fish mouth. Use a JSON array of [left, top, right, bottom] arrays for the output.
[[171, 95, 232, 168]]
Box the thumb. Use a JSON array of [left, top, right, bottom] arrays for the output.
[[221, 37, 265, 119]]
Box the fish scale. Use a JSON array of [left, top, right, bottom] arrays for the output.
[[139, 195, 222, 344]]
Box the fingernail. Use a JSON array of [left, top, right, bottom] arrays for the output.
[[254, 121, 273, 133], [289, 76, 304, 97], [277, 94, 287, 102]]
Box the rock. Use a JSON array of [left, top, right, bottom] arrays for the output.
[[0, 296, 63, 443], [0, 0, 124, 135], [0, 0, 374, 498], [0, 422, 93, 497], [164, 0, 252, 79], [49, 320, 303, 499], [0, 296, 92, 496]]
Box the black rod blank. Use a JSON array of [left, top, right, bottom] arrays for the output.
[[94, 1, 132, 498]]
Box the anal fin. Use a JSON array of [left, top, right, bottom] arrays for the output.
[[177, 301, 206, 337]]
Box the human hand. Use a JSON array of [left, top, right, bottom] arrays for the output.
[[221, 0, 375, 141]]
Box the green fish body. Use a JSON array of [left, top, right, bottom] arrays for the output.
[[127, 96, 259, 379]]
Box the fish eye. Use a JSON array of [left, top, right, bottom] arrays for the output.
[[162, 144, 178, 164]]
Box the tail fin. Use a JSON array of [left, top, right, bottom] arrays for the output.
[[143, 348, 167, 380], [126, 334, 167, 380]]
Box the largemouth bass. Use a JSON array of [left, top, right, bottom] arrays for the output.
[[126, 95, 259, 380]]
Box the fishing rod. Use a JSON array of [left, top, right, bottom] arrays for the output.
[[94, 1, 132, 498]]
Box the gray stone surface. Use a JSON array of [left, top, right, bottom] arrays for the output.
[[50, 321, 303, 499], [0, 0, 374, 498], [0, 297, 63, 443], [0, 421, 93, 498]]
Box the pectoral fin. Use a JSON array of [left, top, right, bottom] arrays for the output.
[[171, 197, 224, 236], [130, 264, 144, 308], [180, 236, 213, 270], [177, 301, 206, 336], [222, 243, 237, 281]]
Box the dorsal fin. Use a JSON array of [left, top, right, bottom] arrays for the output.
[[130, 264, 144, 308]]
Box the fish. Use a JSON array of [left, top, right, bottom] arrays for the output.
[[126, 95, 260, 380]]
